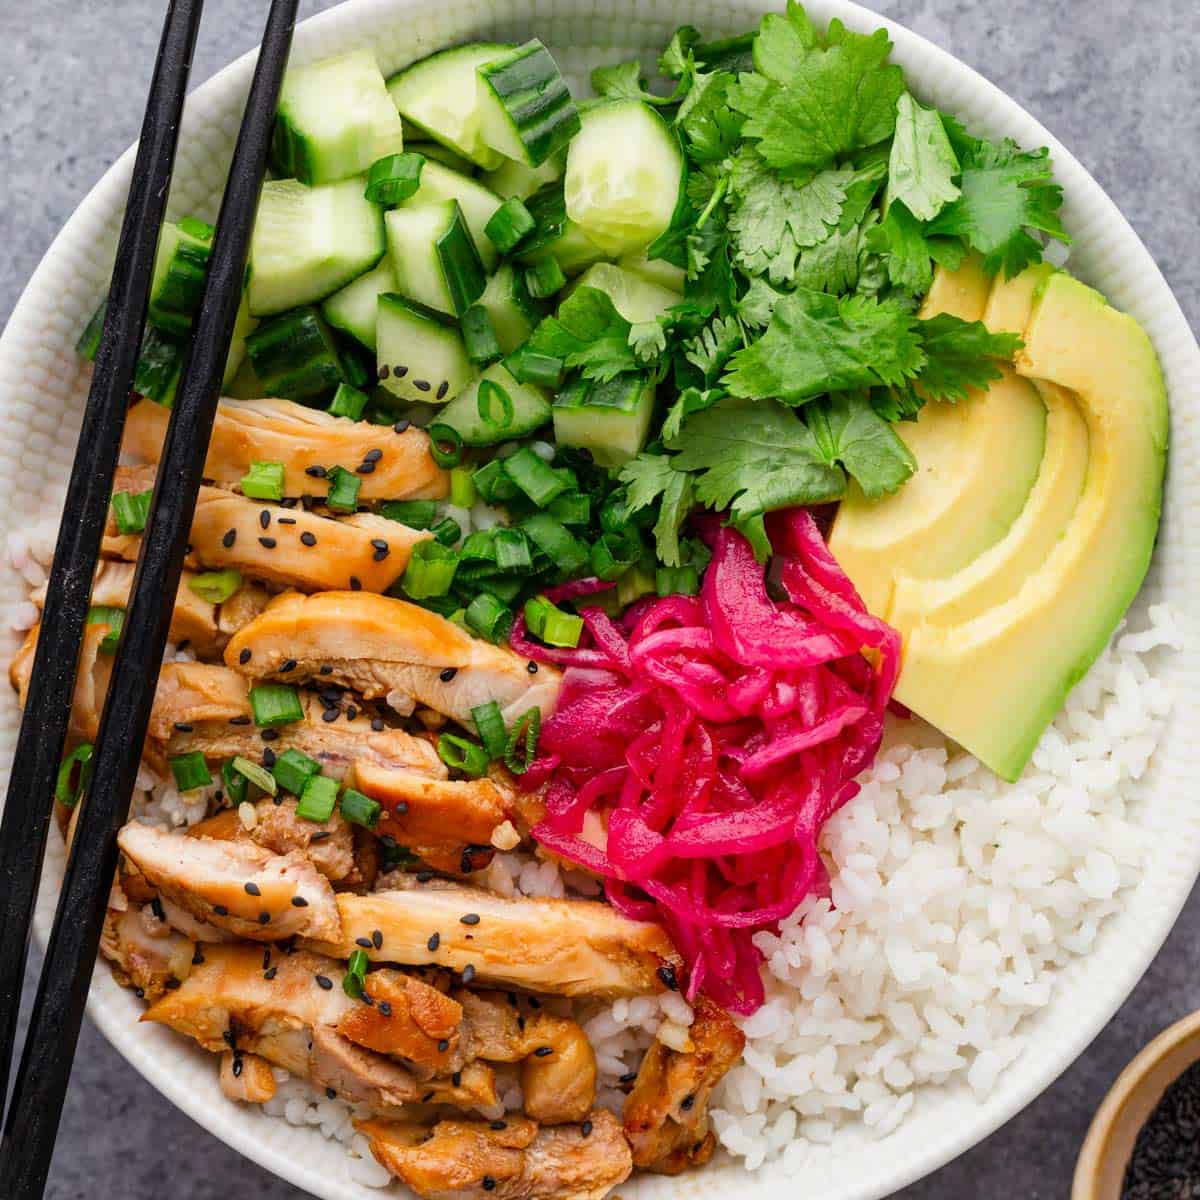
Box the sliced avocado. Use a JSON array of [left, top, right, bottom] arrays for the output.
[[887, 266, 1090, 633], [897, 273, 1167, 779], [828, 256, 1047, 617]]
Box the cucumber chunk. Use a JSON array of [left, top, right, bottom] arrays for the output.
[[77, 301, 182, 406], [387, 43, 514, 170], [617, 249, 687, 295], [478, 263, 538, 354], [223, 288, 259, 389], [404, 160, 503, 271], [148, 218, 213, 335], [553, 372, 655, 466], [249, 177, 385, 316], [570, 262, 681, 323], [322, 258, 396, 350], [482, 151, 564, 201], [407, 141, 478, 176], [515, 181, 606, 275], [245, 306, 354, 403], [376, 293, 474, 406], [273, 49, 405, 185], [437, 363, 551, 446], [564, 100, 685, 256], [386, 200, 485, 317], [475, 39, 580, 168]]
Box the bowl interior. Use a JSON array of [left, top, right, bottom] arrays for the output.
[[0, 2, 1197, 1198]]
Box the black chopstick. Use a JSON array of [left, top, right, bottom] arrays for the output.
[[0, 0, 203, 1113], [0, 2, 298, 1194]]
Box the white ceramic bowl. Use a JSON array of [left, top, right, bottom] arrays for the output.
[[1, 2, 1197, 1197]]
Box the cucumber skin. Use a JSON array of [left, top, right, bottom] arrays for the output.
[[435, 201, 488, 317], [552, 373, 655, 466], [148, 222, 213, 335], [376, 293, 474, 407], [438, 365, 551, 446], [245, 306, 349, 404]]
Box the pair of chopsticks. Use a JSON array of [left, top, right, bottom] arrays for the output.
[[0, 0, 298, 1193]]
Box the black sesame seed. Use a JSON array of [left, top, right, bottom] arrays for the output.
[[238, 648, 251, 665], [150, 897, 165, 922], [259, 536, 277, 549], [278, 517, 296, 525], [232, 1055, 243, 1078], [490, 1120, 507, 1131], [322, 709, 338, 723], [230, 714, 251, 725], [681, 1093, 696, 1111], [451, 1071, 462, 1087], [462, 964, 476, 985], [393, 365, 409, 378], [315, 974, 333, 990], [346, 705, 358, 721], [517, 1015, 526, 1032], [371, 537, 389, 551], [378, 1000, 392, 1017], [439, 667, 458, 682], [413, 379, 431, 393], [262, 747, 276, 767], [356, 937, 373, 949], [261, 729, 279, 742], [223, 1030, 236, 1049], [620, 1071, 637, 1084], [437, 1039, 450, 1052], [481, 1177, 496, 1192], [436, 381, 449, 400], [300, 494, 314, 510], [262, 948, 272, 969], [527, 996, 541, 1009], [427, 933, 440, 952], [372, 930, 383, 949], [460, 913, 480, 926], [319, 664, 333, 675], [378, 366, 391, 380], [581, 1120, 593, 1138], [364, 448, 383, 463], [214, 904, 229, 917], [326, 1087, 337, 1100], [527, 661, 538, 674], [321, 687, 343, 702], [356, 461, 376, 475], [349, 576, 362, 591], [300, 531, 317, 547], [173, 721, 193, 733], [392, 419, 410, 434], [533, 1045, 553, 1058], [421, 1090, 435, 1103], [280, 658, 297, 673], [305, 465, 327, 478], [310, 832, 331, 842], [292, 896, 309, 907], [245, 882, 262, 897], [222, 528, 237, 548], [371, 718, 384, 732], [192, 947, 205, 966], [657, 965, 679, 992], [264, 966, 278, 980], [258, 912, 271, 925], [259, 510, 271, 530]]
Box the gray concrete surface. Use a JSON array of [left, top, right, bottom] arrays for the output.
[[1, 1, 1197, 1196]]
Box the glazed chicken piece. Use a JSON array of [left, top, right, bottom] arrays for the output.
[[219, 1049, 277, 1103], [355, 1110, 632, 1200], [104, 465, 428, 594], [117, 822, 342, 942], [143, 942, 496, 1111], [10, 622, 112, 740], [304, 881, 681, 999], [99, 881, 195, 1003], [623, 994, 745, 1175], [224, 591, 562, 726], [123, 394, 448, 502]]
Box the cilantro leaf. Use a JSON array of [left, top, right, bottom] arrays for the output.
[[684, 215, 737, 318], [911, 313, 1022, 403], [621, 452, 677, 512], [628, 320, 667, 363], [666, 398, 846, 559], [683, 315, 744, 383], [722, 289, 925, 403], [727, 150, 851, 283], [591, 60, 681, 106], [926, 137, 1068, 277], [659, 25, 702, 78], [886, 94, 960, 221], [739, 22, 905, 171], [807, 390, 916, 497], [618, 453, 695, 565], [792, 210, 876, 294], [662, 386, 724, 441], [737, 277, 786, 328], [676, 70, 743, 162], [867, 200, 934, 295], [524, 287, 638, 383], [752, 1, 818, 84]]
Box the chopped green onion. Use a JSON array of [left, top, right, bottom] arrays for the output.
[[55, 743, 94, 808], [505, 348, 564, 389], [459, 528, 498, 564], [472, 459, 519, 504], [232, 755, 277, 796], [431, 516, 462, 547], [547, 491, 590, 526], [437, 732, 490, 778], [465, 591, 513, 642], [503, 447, 568, 508], [472, 701, 508, 759], [525, 258, 566, 299], [656, 565, 700, 596], [504, 707, 541, 775], [479, 575, 522, 603], [591, 530, 642, 581], [328, 382, 369, 421], [524, 595, 583, 648], [461, 304, 502, 365], [272, 747, 321, 795], [415, 594, 463, 618], [222, 758, 248, 805], [484, 197, 536, 253], [169, 751, 212, 792], [188, 569, 243, 605], [111, 488, 154, 535], [342, 345, 372, 392], [449, 468, 477, 509], [340, 788, 381, 829], [402, 539, 460, 599], [325, 465, 361, 513], [617, 564, 657, 607], [520, 513, 590, 575], [249, 683, 304, 727], [343, 946, 370, 998], [600, 489, 639, 535], [476, 378, 514, 429], [87, 604, 124, 653], [426, 423, 464, 469], [381, 499, 437, 529], [365, 152, 425, 205], [493, 528, 532, 573], [178, 215, 215, 240], [297, 773, 339, 822], [241, 460, 285, 502]]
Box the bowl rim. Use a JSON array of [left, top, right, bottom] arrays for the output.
[[2, 1, 1198, 1198]]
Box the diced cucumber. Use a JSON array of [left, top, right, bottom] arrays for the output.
[[553, 372, 655, 466], [564, 100, 685, 256], [77, 301, 183, 406], [387, 43, 514, 170], [570, 262, 680, 323], [222, 287, 259, 389], [478, 264, 538, 354], [407, 141, 477, 176], [515, 181, 606, 275], [475, 40, 580, 168], [273, 49, 405, 185], [386, 200, 485, 317], [376, 293, 474, 405], [482, 151, 564, 201], [617, 249, 687, 295], [321, 258, 396, 351], [245, 306, 353, 403], [148, 218, 213, 335], [403, 160, 503, 271], [249, 177, 385, 316], [224, 355, 263, 400], [437, 362, 551, 446]]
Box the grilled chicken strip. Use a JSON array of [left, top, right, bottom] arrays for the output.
[[99, 882, 195, 1003], [224, 591, 562, 726], [11, 621, 112, 740], [219, 1050, 277, 1103], [104, 465, 428, 594], [117, 823, 342, 942], [304, 881, 681, 999], [355, 1110, 632, 1200], [623, 995, 745, 1175], [143, 942, 496, 1111], [124, 395, 448, 502]]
